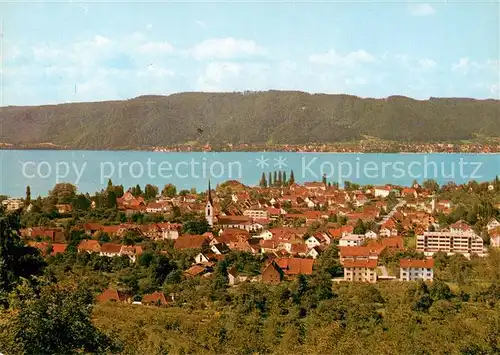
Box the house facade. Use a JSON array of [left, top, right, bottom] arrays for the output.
[[343, 260, 378, 283], [400, 258, 434, 282], [416, 231, 486, 257]]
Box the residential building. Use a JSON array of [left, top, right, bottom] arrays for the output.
[[97, 289, 131, 303], [243, 208, 269, 219], [416, 231, 486, 257], [487, 219, 500, 231], [339, 234, 364, 247], [374, 186, 391, 198], [262, 261, 284, 284], [343, 260, 378, 283], [1, 198, 24, 211], [174, 234, 209, 250], [400, 259, 434, 282]]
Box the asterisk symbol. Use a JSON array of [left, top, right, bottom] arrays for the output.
[[274, 156, 288, 169], [256, 156, 269, 169]]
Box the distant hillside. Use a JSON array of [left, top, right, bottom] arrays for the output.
[[1, 91, 499, 149]]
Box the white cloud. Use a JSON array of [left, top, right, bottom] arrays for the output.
[[418, 58, 437, 70], [190, 38, 265, 60], [345, 77, 367, 86], [489, 84, 499, 98], [138, 42, 174, 54], [408, 3, 436, 16], [309, 49, 376, 67], [451, 57, 482, 74], [196, 61, 270, 91]]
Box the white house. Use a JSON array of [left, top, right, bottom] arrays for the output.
[[257, 229, 273, 240], [194, 253, 211, 264], [339, 234, 364, 247], [307, 247, 322, 259], [305, 235, 322, 249], [400, 259, 434, 282], [365, 230, 378, 239], [490, 235, 500, 248], [487, 219, 500, 231], [146, 202, 170, 214], [374, 186, 391, 198], [1, 198, 24, 211]]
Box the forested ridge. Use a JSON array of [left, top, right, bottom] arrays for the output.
[[1, 91, 499, 149]]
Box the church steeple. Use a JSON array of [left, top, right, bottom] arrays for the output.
[[205, 180, 214, 227], [207, 179, 213, 205]]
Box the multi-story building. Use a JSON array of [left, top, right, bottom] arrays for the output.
[[339, 234, 364, 247], [343, 260, 378, 283], [416, 231, 486, 257], [399, 259, 434, 282], [243, 208, 269, 219], [1, 198, 24, 211]]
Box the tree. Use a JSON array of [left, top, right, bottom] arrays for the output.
[[4, 281, 117, 354], [144, 184, 159, 200], [322, 174, 327, 186], [273, 171, 278, 187], [150, 254, 176, 287], [25, 186, 31, 206], [353, 219, 366, 234], [71, 194, 91, 211], [282, 171, 287, 186], [107, 190, 117, 209], [278, 171, 283, 187], [289, 170, 295, 185], [114, 185, 124, 198], [0, 213, 46, 300], [259, 173, 267, 188], [106, 179, 113, 192], [49, 183, 77, 204], [210, 260, 229, 300], [268, 172, 273, 187], [162, 184, 177, 197], [130, 184, 143, 197], [182, 218, 210, 235], [423, 179, 440, 192], [316, 244, 342, 277]]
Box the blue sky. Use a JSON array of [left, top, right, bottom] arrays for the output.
[[2, 1, 499, 106]]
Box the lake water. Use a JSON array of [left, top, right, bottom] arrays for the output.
[[0, 150, 499, 197]]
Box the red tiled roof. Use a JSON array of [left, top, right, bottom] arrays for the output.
[[343, 260, 378, 268], [339, 245, 384, 257], [184, 264, 207, 276], [142, 291, 169, 305], [77, 239, 101, 252], [400, 258, 434, 268], [275, 257, 314, 275], [100, 243, 122, 254], [174, 234, 208, 250], [380, 237, 404, 249], [97, 289, 130, 303]]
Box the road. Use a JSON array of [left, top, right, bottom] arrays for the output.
[[377, 199, 406, 226]]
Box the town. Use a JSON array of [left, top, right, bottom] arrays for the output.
[[2, 173, 499, 306]]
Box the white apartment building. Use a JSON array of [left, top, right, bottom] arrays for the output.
[[400, 259, 434, 282], [339, 234, 364, 247], [343, 260, 378, 283], [243, 208, 269, 219], [416, 231, 486, 257], [1, 199, 24, 211]]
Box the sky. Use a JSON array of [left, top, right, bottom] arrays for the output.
[[1, 1, 499, 106]]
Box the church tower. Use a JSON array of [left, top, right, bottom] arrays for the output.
[[205, 180, 214, 227]]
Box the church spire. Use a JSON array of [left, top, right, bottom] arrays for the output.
[[207, 179, 213, 205]]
